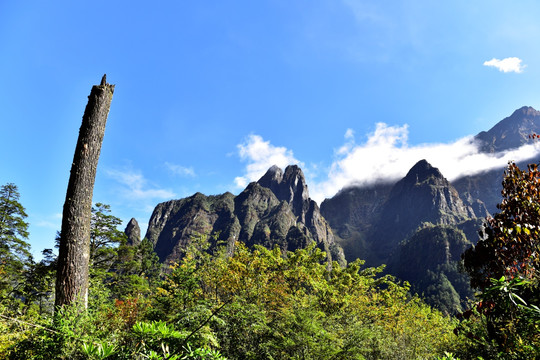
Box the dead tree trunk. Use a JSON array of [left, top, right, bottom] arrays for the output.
[[55, 75, 114, 309]]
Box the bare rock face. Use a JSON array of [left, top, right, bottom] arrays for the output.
[[146, 192, 237, 263], [125, 218, 141, 246], [475, 106, 540, 153], [145, 165, 345, 265], [381, 160, 475, 229], [322, 160, 476, 266], [454, 106, 540, 214], [258, 165, 310, 221], [370, 160, 475, 265]]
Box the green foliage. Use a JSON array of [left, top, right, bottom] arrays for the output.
[[2, 235, 462, 359], [109, 237, 162, 300], [460, 162, 540, 358], [91, 203, 126, 272], [21, 248, 57, 314], [0, 183, 31, 304], [436, 352, 461, 360], [81, 341, 117, 360], [463, 162, 540, 287], [150, 238, 460, 359], [392, 224, 474, 314]]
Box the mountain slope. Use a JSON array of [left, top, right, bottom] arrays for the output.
[[322, 159, 475, 266], [475, 106, 540, 153], [372, 159, 474, 256], [145, 165, 345, 265]]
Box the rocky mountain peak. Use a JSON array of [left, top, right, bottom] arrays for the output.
[[145, 165, 345, 265], [404, 159, 444, 184], [125, 218, 141, 246], [392, 160, 446, 197], [258, 165, 284, 188], [257, 165, 310, 220], [475, 105, 540, 153], [369, 160, 475, 265], [408, 159, 441, 176], [512, 105, 540, 117]]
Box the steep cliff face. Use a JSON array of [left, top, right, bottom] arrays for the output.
[[258, 165, 311, 221], [320, 183, 393, 263], [146, 192, 237, 263], [145, 166, 345, 265], [369, 160, 473, 265]]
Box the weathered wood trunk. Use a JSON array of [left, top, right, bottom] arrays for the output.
[[55, 75, 114, 309]]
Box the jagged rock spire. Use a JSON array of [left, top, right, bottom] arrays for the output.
[[125, 218, 141, 246]]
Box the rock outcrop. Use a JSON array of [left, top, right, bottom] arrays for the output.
[[124, 218, 141, 246], [145, 165, 345, 265], [322, 160, 475, 266], [371, 160, 475, 262]]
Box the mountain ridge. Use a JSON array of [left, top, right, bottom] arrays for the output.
[[144, 165, 345, 265]]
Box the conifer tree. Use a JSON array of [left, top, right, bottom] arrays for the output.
[[0, 183, 31, 296]]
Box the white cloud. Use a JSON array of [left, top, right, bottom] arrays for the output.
[[106, 168, 176, 200], [483, 57, 526, 73], [234, 134, 303, 188], [309, 124, 540, 203], [233, 126, 540, 206], [165, 162, 196, 177], [344, 128, 355, 140]]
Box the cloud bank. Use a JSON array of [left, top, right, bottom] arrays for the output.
[[234, 134, 303, 188], [236, 125, 540, 204], [483, 57, 525, 73]]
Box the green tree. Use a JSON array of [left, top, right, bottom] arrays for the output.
[[21, 249, 57, 314], [0, 183, 31, 300], [90, 203, 126, 273], [110, 237, 161, 299], [151, 237, 459, 359], [461, 162, 540, 357]]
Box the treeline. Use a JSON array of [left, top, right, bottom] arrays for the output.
[[0, 161, 539, 359]]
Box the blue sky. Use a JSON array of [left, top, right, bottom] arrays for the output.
[[2, 1, 540, 258]]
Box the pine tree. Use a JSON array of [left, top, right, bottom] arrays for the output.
[[90, 203, 125, 273], [0, 183, 31, 298]]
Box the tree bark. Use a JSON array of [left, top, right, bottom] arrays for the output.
[[55, 75, 114, 309]]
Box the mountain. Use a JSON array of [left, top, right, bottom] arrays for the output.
[[475, 106, 540, 153], [322, 106, 540, 262], [370, 160, 476, 265], [141, 106, 540, 313], [322, 160, 476, 265], [145, 165, 345, 265], [319, 106, 540, 312], [321, 159, 480, 313], [454, 106, 540, 214], [318, 182, 393, 264]]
